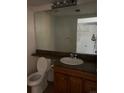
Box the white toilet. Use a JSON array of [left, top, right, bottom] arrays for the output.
[[28, 57, 51, 93]]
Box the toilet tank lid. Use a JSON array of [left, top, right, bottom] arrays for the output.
[[37, 57, 48, 73]]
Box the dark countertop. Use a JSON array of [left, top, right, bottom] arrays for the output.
[[32, 49, 97, 75], [53, 58, 97, 74]]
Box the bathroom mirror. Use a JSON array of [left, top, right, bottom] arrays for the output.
[[34, 1, 97, 55]]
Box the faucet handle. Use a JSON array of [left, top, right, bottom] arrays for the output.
[[70, 53, 74, 58], [74, 54, 77, 58]]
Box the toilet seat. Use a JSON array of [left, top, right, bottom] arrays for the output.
[[28, 72, 43, 86]]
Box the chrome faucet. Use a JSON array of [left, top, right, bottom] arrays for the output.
[[70, 53, 77, 58], [74, 54, 77, 59]]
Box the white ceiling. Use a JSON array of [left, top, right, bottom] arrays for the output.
[[27, 0, 50, 6]]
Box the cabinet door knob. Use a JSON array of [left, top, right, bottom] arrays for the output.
[[61, 77, 67, 80]]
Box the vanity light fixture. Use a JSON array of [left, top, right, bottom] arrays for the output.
[[51, 0, 77, 9]]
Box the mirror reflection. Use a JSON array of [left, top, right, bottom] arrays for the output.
[[76, 17, 97, 54], [34, 2, 97, 54]]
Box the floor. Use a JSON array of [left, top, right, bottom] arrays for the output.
[[43, 82, 54, 93], [27, 82, 54, 93]]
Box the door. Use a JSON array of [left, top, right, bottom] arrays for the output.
[[54, 73, 68, 93], [69, 77, 83, 93], [84, 80, 97, 93]]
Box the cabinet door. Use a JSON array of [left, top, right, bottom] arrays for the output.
[[84, 80, 97, 93], [54, 73, 68, 93], [69, 77, 83, 93]]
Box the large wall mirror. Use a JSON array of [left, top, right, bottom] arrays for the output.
[[34, 1, 97, 55]]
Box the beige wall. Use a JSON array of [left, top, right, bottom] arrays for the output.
[[27, 8, 37, 75], [34, 13, 77, 52], [54, 16, 77, 52], [27, 4, 51, 76], [35, 12, 55, 51]]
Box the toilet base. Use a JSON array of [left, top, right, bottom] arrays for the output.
[[32, 84, 43, 93], [31, 78, 48, 93]]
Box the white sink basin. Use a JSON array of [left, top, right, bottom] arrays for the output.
[[60, 57, 84, 65]]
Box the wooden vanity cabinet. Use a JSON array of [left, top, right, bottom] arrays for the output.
[[54, 66, 97, 93], [69, 76, 83, 93], [54, 73, 69, 93], [84, 80, 97, 93]]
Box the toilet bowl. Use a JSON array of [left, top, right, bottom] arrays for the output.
[[27, 57, 51, 93]]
